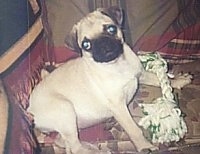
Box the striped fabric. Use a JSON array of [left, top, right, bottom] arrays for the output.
[[164, 24, 200, 63], [130, 0, 200, 63], [164, 0, 200, 62], [173, 0, 200, 33]]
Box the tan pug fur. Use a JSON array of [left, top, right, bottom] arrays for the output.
[[28, 7, 191, 154]]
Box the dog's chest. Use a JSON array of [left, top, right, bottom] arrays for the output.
[[83, 57, 139, 101], [91, 58, 137, 87]]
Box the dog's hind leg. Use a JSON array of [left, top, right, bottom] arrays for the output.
[[41, 98, 81, 154], [51, 98, 110, 154]]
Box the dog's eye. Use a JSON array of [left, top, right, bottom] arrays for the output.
[[106, 25, 117, 35], [81, 39, 92, 51]]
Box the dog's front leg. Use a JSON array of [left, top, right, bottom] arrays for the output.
[[111, 103, 157, 152]]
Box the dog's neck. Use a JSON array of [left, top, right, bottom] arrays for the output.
[[79, 44, 142, 79]]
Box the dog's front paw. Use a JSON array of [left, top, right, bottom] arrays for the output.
[[171, 73, 193, 89]]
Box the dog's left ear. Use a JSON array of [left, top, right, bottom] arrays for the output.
[[65, 25, 82, 56], [98, 6, 123, 26]]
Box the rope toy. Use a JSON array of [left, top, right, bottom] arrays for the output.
[[138, 53, 187, 144]]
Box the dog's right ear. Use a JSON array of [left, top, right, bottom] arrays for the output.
[[65, 25, 82, 56], [98, 6, 124, 27]]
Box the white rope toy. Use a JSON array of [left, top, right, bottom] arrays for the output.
[[138, 53, 187, 144]]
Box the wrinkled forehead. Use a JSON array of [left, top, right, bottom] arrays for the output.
[[77, 11, 115, 39]]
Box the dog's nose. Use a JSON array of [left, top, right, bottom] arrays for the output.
[[92, 36, 123, 63], [94, 36, 118, 48]]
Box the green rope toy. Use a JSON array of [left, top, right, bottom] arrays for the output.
[[138, 53, 187, 144]]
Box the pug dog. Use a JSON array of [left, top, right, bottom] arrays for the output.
[[28, 7, 190, 154]]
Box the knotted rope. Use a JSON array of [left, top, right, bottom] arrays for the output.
[[138, 53, 187, 144]]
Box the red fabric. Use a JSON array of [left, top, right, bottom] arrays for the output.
[[80, 123, 113, 142], [133, 31, 176, 52], [53, 46, 78, 63], [2, 38, 46, 154]]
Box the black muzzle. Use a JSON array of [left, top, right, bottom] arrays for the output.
[[92, 36, 123, 63]]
